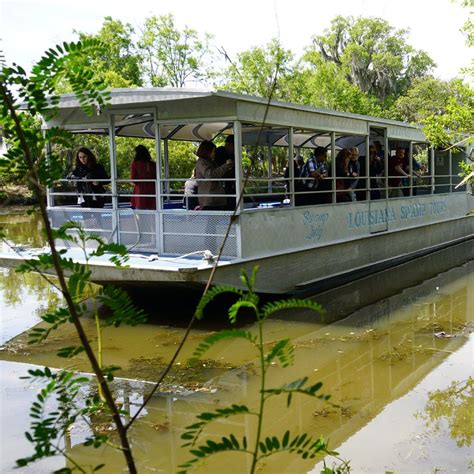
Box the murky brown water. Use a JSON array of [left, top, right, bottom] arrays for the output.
[[1, 210, 473, 473]]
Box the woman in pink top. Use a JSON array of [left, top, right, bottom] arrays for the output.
[[130, 145, 156, 209]]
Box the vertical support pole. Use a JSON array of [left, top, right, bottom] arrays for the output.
[[409, 141, 413, 197], [163, 139, 170, 204], [384, 133, 389, 199], [448, 149, 453, 192], [108, 113, 118, 244], [267, 144, 272, 194], [331, 131, 336, 204], [430, 147, 435, 194], [365, 134, 370, 201], [45, 139, 54, 208], [234, 120, 243, 258], [154, 109, 164, 255], [288, 127, 294, 207]]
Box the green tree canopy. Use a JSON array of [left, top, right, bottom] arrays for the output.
[[393, 77, 474, 125], [218, 39, 297, 101], [139, 14, 214, 87], [310, 16, 435, 104], [75, 16, 142, 88]]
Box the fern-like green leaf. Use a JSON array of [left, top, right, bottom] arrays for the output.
[[179, 435, 249, 472], [96, 286, 147, 327], [228, 299, 258, 323], [265, 338, 295, 368], [261, 298, 324, 321], [194, 285, 244, 320], [180, 404, 250, 447], [263, 378, 329, 406], [239, 266, 259, 292]]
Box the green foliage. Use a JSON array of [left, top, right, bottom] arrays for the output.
[[16, 368, 100, 468], [97, 286, 147, 327], [73, 17, 142, 88], [180, 268, 342, 473], [1, 39, 141, 473], [311, 16, 435, 104], [139, 14, 215, 87], [0, 39, 109, 189], [219, 39, 296, 100], [181, 405, 251, 448]]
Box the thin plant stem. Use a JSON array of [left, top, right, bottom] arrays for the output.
[[93, 295, 106, 402], [250, 317, 266, 474], [0, 82, 137, 474], [127, 47, 283, 432]]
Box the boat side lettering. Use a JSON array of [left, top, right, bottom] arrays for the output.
[[347, 208, 396, 229], [303, 211, 330, 241]]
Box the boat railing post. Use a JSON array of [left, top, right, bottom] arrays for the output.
[[163, 139, 170, 204], [288, 126, 294, 207], [430, 147, 435, 194], [267, 145, 273, 194], [331, 131, 336, 204], [154, 109, 164, 255], [234, 120, 243, 258], [409, 141, 413, 197], [384, 133, 389, 199], [234, 120, 243, 214], [448, 148, 453, 192], [45, 137, 54, 209], [365, 134, 370, 201], [108, 113, 119, 244]]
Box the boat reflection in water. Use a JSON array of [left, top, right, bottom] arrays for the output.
[[43, 256, 472, 473]]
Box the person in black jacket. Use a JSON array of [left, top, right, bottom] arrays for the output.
[[68, 147, 108, 208]]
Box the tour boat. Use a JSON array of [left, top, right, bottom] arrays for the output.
[[1, 88, 472, 293]]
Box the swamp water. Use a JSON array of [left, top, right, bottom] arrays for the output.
[[0, 209, 473, 473]]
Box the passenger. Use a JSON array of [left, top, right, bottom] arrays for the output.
[[183, 169, 199, 210], [298, 147, 329, 206], [215, 135, 236, 209], [195, 140, 234, 210], [347, 147, 360, 201], [335, 149, 352, 202], [284, 155, 304, 195], [374, 140, 384, 160], [388, 147, 410, 198], [68, 147, 108, 208], [369, 145, 384, 200], [130, 145, 156, 210], [402, 147, 422, 196]]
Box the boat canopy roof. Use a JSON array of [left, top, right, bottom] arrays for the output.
[[44, 87, 426, 143]]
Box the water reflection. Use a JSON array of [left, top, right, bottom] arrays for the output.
[[1, 255, 472, 472], [1, 210, 473, 472], [418, 377, 473, 448]]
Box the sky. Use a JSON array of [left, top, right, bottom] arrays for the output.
[[0, 0, 472, 82]]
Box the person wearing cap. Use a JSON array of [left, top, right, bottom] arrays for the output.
[[298, 147, 329, 206]]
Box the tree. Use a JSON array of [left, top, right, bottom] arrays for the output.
[[310, 16, 435, 104], [74, 16, 142, 88], [0, 39, 141, 472], [420, 2, 474, 150], [297, 52, 384, 116], [139, 14, 214, 87], [218, 39, 297, 101], [393, 77, 474, 125]]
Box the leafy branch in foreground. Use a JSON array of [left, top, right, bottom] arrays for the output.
[[1, 42, 140, 472], [179, 267, 348, 474]]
